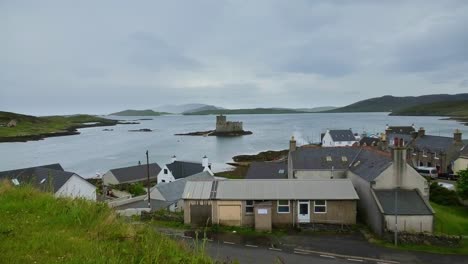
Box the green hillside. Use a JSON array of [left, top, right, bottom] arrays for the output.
[[390, 100, 468, 116], [325, 94, 468, 113], [110, 109, 170, 116], [0, 182, 210, 264], [0, 111, 118, 140], [184, 108, 308, 115]]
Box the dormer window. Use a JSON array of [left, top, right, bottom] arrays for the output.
[[326, 156, 332, 162]]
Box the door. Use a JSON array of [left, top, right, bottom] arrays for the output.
[[190, 204, 212, 227], [298, 200, 310, 223]]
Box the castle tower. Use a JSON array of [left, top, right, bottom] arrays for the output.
[[216, 114, 227, 131]]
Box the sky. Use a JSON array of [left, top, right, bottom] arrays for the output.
[[1, 0, 468, 115]]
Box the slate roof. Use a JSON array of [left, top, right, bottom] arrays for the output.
[[245, 161, 288, 179], [291, 147, 359, 170], [109, 163, 161, 184], [0, 165, 76, 193], [460, 146, 468, 157], [166, 161, 205, 179], [374, 189, 433, 215], [153, 171, 214, 202], [328, 130, 356, 142], [413, 135, 456, 152], [349, 150, 392, 182], [387, 126, 415, 135], [360, 137, 381, 146], [0, 163, 64, 178], [183, 179, 359, 200]]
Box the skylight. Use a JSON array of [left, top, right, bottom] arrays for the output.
[[11, 179, 20, 186], [326, 156, 332, 162], [342, 156, 348, 162], [278, 169, 285, 174]]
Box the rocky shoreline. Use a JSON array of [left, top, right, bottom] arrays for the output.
[[0, 121, 138, 143], [175, 130, 253, 137]]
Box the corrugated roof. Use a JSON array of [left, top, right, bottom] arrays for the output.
[[110, 163, 161, 184], [329, 130, 356, 142], [154, 171, 214, 202], [184, 179, 359, 200], [245, 161, 288, 179], [183, 181, 214, 200], [374, 189, 433, 215], [166, 161, 205, 179]]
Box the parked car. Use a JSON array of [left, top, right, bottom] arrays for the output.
[[438, 172, 459, 181], [415, 166, 438, 179], [437, 182, 455, 190]]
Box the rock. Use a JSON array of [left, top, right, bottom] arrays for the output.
[[129, 128, 153, 132]]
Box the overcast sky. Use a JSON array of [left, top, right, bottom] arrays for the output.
[[1, 1, 468, 115]]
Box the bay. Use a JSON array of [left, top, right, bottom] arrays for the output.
[[0, 113, 465, 177]]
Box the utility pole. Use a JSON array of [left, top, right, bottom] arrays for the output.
[[146, 150, 151, 210]]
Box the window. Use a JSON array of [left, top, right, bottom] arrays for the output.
[[245, 200, 254, 214], [161, 179, 166, 183], [164, 169, 168, 174], [277, 200, 290, 213], [326, 156, 332, 162], [341, 156, 348, 162], [314, 200, 327, 213], [427, 162, 432, 167], [174, 201, 178, 208]]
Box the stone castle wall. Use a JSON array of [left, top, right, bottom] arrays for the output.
[[216, 115, 243, 132]]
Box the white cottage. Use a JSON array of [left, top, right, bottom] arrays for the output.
[[157, 156, 212, 184], [321, 129, 358, 147]]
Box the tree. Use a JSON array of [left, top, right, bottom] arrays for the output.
[[456, 169, 468, 200]]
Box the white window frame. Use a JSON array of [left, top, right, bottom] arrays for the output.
[[245, 200, 254, 214], [313, 200, 327, 214], [277, 200, 290, 214]]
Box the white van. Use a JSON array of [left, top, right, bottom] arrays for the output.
[[415, 166, 438, 179]]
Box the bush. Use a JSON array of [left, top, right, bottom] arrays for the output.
[[430, 182, 460, 206], [456, 169, 468, 200], [128, 182, 146, 196]]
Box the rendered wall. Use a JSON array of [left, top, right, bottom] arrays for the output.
[[384, 215, 433, 233]]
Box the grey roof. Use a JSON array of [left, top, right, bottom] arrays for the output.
[[349, 149, 393, 182], [115, 198, 172, 211], [166, 161, 205, 179], [291, 147, 359, 170], [387, 126, 415, 135], [413, 135, 456, 152], [461, 146, 468, 157], [183, 179, 359, 200], [360, 137, 381, 146], [328, 130, 356, 142], [109, 163, 161, 184], [0, 163, 64, 178], [155, 171, 214, 202], [245, 161, 288, 179], [0, 166, 76, 192], [374, 189, 433, 215]]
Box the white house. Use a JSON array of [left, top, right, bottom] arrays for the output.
[[0, 164, 96, 201], [321, 129, 358, 147], [157, 155, 212, 184], [454, 146, 468, 175]]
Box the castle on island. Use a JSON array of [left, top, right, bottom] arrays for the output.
[[215, 114, 243, 133]]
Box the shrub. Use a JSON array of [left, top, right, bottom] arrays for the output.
[[430, 182, 460, 206], [456, 169, 468, 200]]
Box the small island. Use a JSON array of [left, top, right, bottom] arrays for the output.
[[109, 109, 169, 116], [175, 115, 252, 137]]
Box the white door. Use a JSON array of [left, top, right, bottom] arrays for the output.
[[298, 200, 310, 223]]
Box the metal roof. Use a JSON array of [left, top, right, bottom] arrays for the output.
[[245, 161, 288, 179], [183, 179, 359, 200], [374, 189, 433, 215], [153, 171, 214, 202]]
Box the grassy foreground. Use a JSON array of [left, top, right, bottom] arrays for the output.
[[0, 182, 211, 264], [432, 202, 468, 236]]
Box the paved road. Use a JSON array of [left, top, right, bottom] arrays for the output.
[[206, 241, 356, 264]]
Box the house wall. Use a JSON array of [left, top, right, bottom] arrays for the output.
[[348, 171, 385, 235], [55, 175, 96, 201], [157, 165, 175, 184], [311, 200, 356, 225], [374, 165, 429, 200], [384, 215, 433, 233], [294, 170, 347, 179], [102, 171, 119, 185], [454, 157, 468, 175], [322, 133, 334, 147]]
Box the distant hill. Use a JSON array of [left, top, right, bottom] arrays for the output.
[[390, 100, 468, 116], [295, 106, 337, 112], [153, 103, 223, 114], [184, 108, 308, 115], [109, 109, 169, 116], [182, 105, 224, 114], [325, 93, 468, 113]]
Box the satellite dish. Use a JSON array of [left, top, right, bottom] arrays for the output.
[[12, 179, 20, 186]]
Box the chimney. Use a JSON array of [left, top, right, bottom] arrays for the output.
[[385, 124, 391, 136], [418, 127, 425, 137], [454, 129, 462, 143], [171, 155, 177, 163], [202, 155, 209, 168], [391, 137, 407, 188], [289, 136, 297, 152]]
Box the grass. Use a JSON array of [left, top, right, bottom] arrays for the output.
[[391, 100, 468, 117], [0, 111, 118, 138], [0, 182, 212, 264]]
